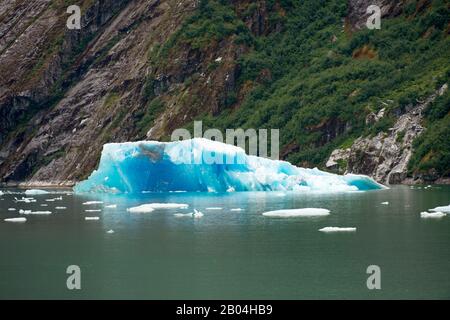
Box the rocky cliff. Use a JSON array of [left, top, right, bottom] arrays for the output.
[[0, 0, 449, 186]]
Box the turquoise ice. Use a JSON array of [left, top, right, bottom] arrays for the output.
[[74, 138, 386, 193]]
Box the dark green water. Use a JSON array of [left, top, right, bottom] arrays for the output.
[[0, 185, 449, 299]]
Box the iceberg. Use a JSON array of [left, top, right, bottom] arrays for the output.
[[74, 138, 387, 194], [262, 208, 330, 217]]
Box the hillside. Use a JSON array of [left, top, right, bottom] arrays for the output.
[[0, 0, 449, 186]]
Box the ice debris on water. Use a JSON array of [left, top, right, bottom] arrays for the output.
[[263, 208, 330, 217], [74, 138, 386, 194], [85, 217, 100, 221], [193, 209, 204, 218], [429, 204, 450, 213], [319, 227, 356, 232], [420, 211, 446, 218], [24, 189, 49, 195], [82, 201, 103, 205], [4, 217, 26, 222]]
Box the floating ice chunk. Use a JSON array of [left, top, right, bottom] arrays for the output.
[[55, 207, 67, 210], [74, 138, 387, 194], [319, 227, 356, 232], [107, 229, 114, 234], [20, 210, 52, 215], [14, 197, 36, 203], [85, 209, 101, 213], [263, 208, 330, 217], [45, 197, 62, 202], [8, 208, 16, 211], [420, 211, 446, 218], [41, 204, 48, 207], [127, 203, 188, 212], [126, 205, 155, 213], [82, 201, 104, 205], [105, 204, 117, 209], [205, 207, 223, 210], [230, 208, 243, 211], [85, 217, 100, 220], [429, 205, 450, 213], [0, 191, 3, 196], [25, 189, 49, 195], [143, 203, 188, 209], [4, 217, 26, 222], [381, 202, 389, 205], [174, 212, 193, 217], [193, 209, 204, 218]]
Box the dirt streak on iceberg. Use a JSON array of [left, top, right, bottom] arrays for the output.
[[74, 138, 387, 194]]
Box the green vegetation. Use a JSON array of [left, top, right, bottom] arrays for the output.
[[170, 0, 448, 175]]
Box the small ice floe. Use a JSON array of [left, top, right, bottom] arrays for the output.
[[82, 201, 104, 205], [85, 217, 100, 221], [8, 208, 16, 211], [127, 203, 188, 212], [127, 205, 155, 213], [230, 208, 243, 211], [429, 205, 450, 213], [19, 210, 51, 215], [193, 209, 204, 218], [319, 227, 357, 233], [105, 204, 117, 209], [263, 208, 330, 217], [381, 202, 389, 205], [0, 191, 3, 196], [41, 204, 48, 207], [4, 217, 26, 222], [420, 211, 446, 218], [45, 197, 62, 202], [174, 213, 193, 217], [14, 197, 36, 203], [85, 209, 101, 213], [55, 207, 67, 210], [106, 229, 114, 234], [24, 189, 49, 195], [146, 203, 189, 209], [205, 207, 222, 210]]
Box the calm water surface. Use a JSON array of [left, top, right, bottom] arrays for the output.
[[0, 185, 449, 299]]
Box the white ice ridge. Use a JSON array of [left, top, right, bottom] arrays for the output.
[[319, 227, 357, 232], [420, 211, 446, 218], [73, 138, 387, 194], [429, 204, 450, 213], [24, 189, 49, 195], [262, 208, 330, 217], [4, 217, 26, 222]]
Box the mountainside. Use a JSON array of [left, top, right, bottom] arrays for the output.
[[0, 0, 449, 186]]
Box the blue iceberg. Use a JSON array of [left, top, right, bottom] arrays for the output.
[[74, 138, 386, 194]]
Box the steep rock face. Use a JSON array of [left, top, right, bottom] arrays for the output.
[[346, 0, 405, 30], [326, 84, 448, 184]]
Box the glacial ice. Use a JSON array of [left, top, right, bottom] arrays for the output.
[[4, 217, 26, 222], [319, 227, 356, 232], [420, 211, 446, 218], [74, 138, 387, 194], [430, 205, 450, 213], [262, 208, 330, 217], [25, 189, 49, 195], [127, 203, 188, 212]]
